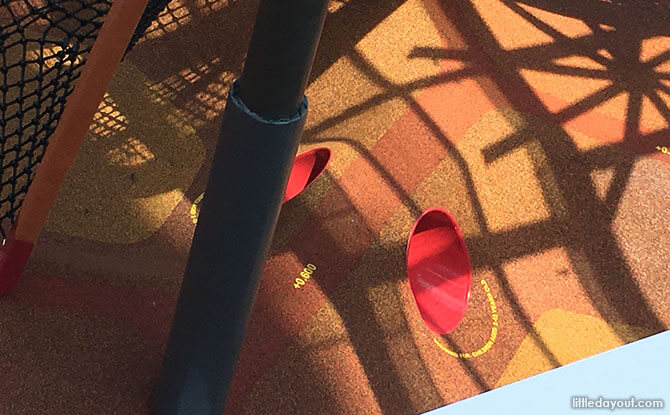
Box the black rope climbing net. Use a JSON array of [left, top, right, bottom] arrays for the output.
[[0, 0, 112, 240], [0, 0, 171, 241]]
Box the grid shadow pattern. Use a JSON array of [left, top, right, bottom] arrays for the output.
[[125, 0, 171, 54], [0, 0, 112, 240]]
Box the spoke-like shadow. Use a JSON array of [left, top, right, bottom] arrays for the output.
[[430, 0, 668, 334], [24, 0, 669, 413], [331, 43, 564, 382], [227, 1, 670, 411], [270, 0, 669, 410]]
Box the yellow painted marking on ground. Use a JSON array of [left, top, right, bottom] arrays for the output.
[[434, 278, 499, 359], [45, 60, 205, 243], [294, 263, 317, 289], [190, 192, 204, 224]]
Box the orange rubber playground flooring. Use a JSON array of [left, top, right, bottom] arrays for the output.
[[1, 0, 669, 413]]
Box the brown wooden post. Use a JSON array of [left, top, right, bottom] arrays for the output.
[[0, 0, 150, 295]]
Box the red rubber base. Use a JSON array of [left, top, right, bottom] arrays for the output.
[[0, 225, 34, 296], [284, 147, 331, 203], [407, 207, 472, 334]]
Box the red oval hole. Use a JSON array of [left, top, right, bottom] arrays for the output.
[[284, 147, 331, 203], [406, 207, 472, 334]]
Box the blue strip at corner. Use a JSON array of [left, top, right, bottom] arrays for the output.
[[422, 330, 670, 415]]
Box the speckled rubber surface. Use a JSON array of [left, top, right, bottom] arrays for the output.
[[1, 0, 668, 414]]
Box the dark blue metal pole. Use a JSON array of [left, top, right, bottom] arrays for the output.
[[152, 0, 328, 413]]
